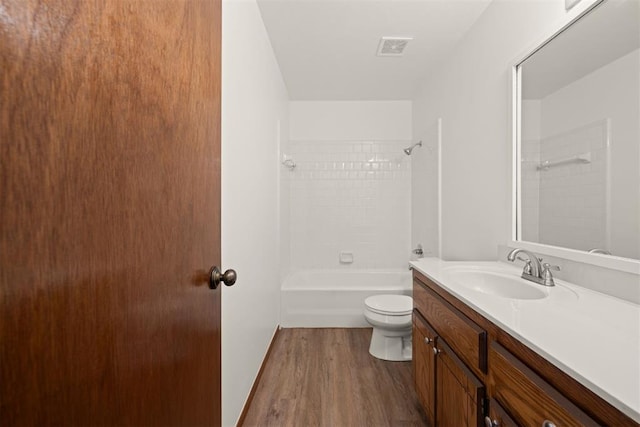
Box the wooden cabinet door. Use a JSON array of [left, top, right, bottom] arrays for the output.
[[413, 313, 437, 425], [0, 0, 222, 425], [436, 339, 485, 427]]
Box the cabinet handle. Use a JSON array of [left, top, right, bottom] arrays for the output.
[[424, 337, 432, 344], [484, 416, 499, 427], [542, 421, 556, 427], [433, 347, 441, 355]]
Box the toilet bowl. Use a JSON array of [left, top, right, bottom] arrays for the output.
[[363, 294, 413, 361]]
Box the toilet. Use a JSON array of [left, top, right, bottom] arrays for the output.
[[363, 294, 413, 361]]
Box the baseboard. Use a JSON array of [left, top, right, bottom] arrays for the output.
[[236, 325, 281, 427]]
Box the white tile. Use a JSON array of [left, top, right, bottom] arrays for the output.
[[289, 140, 411, 270]]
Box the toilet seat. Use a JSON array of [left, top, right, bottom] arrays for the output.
[[365, 295, 412, 316]]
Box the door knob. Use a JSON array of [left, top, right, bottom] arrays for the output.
[[209, 266, 237, 289]]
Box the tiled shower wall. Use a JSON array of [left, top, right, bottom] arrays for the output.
[[287, 140, 411, 270], [538, 121, 609, 252], [521, 120, 609, 253]]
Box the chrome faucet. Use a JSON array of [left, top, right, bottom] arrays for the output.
[[507, 248, 560, 287]]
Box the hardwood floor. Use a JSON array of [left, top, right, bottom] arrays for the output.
[[241, 328, 429, 426]]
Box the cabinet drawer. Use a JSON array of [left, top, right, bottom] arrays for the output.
[[413, 278, 487, 375], [489, 342, 599, 427]]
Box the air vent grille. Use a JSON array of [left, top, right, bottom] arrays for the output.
[[376, 37, 413, 57]]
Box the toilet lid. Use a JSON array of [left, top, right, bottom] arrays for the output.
[[365, 295, 413, 316]]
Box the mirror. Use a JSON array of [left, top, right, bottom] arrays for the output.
[[515, 0, 640, 261]]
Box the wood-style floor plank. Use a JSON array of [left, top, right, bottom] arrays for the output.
[[241, 328, 428, 426]]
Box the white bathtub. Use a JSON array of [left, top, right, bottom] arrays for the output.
[[280, 269, 412, 327]]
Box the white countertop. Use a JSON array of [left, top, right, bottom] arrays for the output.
[[409, 258, 640, 423]]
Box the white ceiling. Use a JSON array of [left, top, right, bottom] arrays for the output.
[[257, 0, 492, 100]]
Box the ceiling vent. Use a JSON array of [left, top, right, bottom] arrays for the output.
[[376, 37, 413, 57]]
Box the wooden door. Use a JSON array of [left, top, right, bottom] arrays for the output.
[[0, 0, 222, 425], [435, 340, 485, 427]]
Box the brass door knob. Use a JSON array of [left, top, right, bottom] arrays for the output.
[[209, 266, 237, 289]]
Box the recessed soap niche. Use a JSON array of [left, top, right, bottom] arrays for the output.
[[339, 251, 354, 264]]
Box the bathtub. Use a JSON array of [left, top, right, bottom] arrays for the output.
[[280, 269, 412, 327]]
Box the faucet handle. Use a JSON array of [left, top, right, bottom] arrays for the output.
[[541, 263, 560, 286]]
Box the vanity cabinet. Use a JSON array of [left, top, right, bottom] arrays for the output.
[[413, 279, 486, 427], [412, 269, 637, 427]]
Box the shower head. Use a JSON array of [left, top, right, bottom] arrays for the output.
[[403, 141, 422, 155]]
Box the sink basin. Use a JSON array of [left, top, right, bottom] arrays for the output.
[[444, 269, 548, 300]]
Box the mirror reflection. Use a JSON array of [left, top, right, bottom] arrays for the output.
[[517, 0, 639, 260]]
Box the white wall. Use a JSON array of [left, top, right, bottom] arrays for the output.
[[290, 101, 412, 141], [286, 101, 412, 274], [221, 1, 289, 425], [411, 0, 592, 260], [411, 113, 440, 259], [279, 123, 292, 283]]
